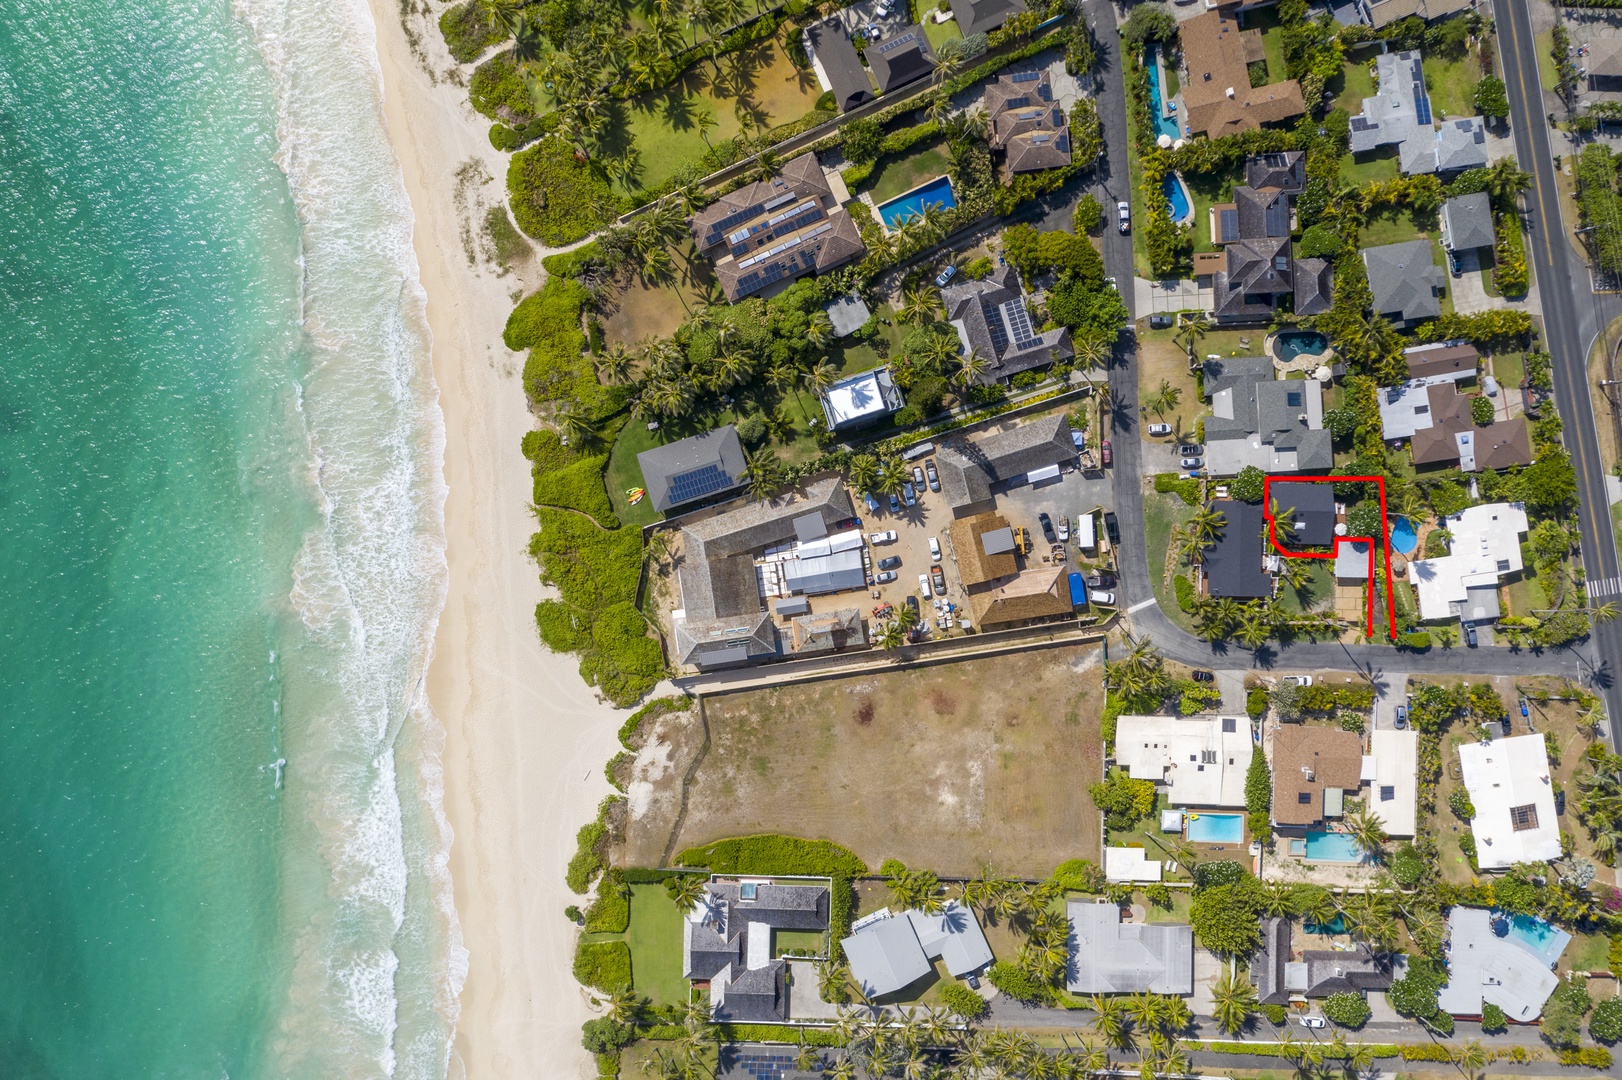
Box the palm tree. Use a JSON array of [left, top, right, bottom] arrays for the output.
[[743, 447, 784, 500], [806, 311, 835, 352], [1185, 505, 1228, 551], [594, 344, 635, 385], [900, 284, 943, 327], [1453, 1038, 1488, 1078], [1270, 500, 1298, 547], [512, 15, 547, 67], [1294, 884, 1339, 927], [1344, 806, 1390, 862], [1237, 608, 1272, 650], [478, 0, 524, 37], [751, 150, 782, 183], [803, 359, 838, 398], [955, 349, 989, 389], [847, 453, 881, 495], [1210, 970, 1256, 1035], [605, 984, 641, 1023], [893, 599, 921, 632], [1073, 334, 1111, 371], [1089, 995, 1133, 1050], [667, 873, 707, 912], [1146, 378, 1182, 419], [1485, 157, 1533, 207], [1261, 880, 1299, 917], [877, 457, 911, 496]]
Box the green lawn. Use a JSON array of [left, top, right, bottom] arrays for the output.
[[1492, 351, 1525, 391], [1144, 490, 1198, 634], [775, 928, 827, 956], [1561, 931, 1612, 977], [1341, 148, 1401, 187], [605, 419, 668, 528], [1246, 7, 1287, 84], [1278, 560, 1335, 615], [1358, 209, 1430, 248], [1331, 57, 1377, 115], [861, 140, 952, 203], [1124, 57, 1151, 278], [1186, 171, 1237, 252], [1142, 888, 1193, 923], [1423, 54, 1482, 121], [1164, 67, 1180, 101], [918, 11, 962, 54], [626, 884, 689, 1006], [1536, 30, 1560, 94]]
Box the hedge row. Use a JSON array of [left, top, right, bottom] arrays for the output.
[[675, 835, 867, 877], [621, 867, 692, 884], [584, 869, 631, 933], [574, 940, 632, 992], [1197, 1042, 1401, 1058]]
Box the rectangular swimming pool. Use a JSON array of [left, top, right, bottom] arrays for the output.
[[1185, 812, 1244, 844], [1506, 913, 1571, 965], [1303, 830, 1364, 862], [875, 175, 956, 230]]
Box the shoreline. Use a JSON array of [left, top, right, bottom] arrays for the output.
[[361, 6, 624, 1077]]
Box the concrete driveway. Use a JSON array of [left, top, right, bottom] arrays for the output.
[[1135, 277, 1212, 316]]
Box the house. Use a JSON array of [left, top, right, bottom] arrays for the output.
[[1246, 150, 1306, 192], [1269, 725, 1365, 833], [933, 413, 1076, 516], [1459, 733, 1562, 869], [969, 565, 1073, 628], [941, 266, 1073, 384], [1293, 258, 1336, 316], [1437, 907, 1566, 1021], [1269, 481, 1337, 547], [1114, 714, 1254, 807], [866, 26, 936, 93], [1207, 154, 1330, 319], [1201, 356, 1333, 475], [821, 367, 904, 431], [1364, 0, 1474, 30], [1179, 7, 1306, 138], [1408, 501, 1529, 623], [1366, 729, 1418, 837], [1362, 240, 1445, 325], [1349, 51, 1488, 175], [1439, 192, 1495, 253], [1251, 917, 1394, 1004], [823, 294, 872, 337], [672, 478, 855, 669], [804, 20, 874, 112], [1211, 236, 1295, 324], [1404, 342, 1479, 382], [948, 512, 1020, 587], [1203, 499, 1272, 600], [842, 902, 993, 997], [1378, 378, 1532, 472], [948, 0, 1029, 38], [637, 426, 748, 513], [785, 608, 867, 656], [1584, 38, 1622, 91], [984, 71, 1072, 173], [685, 879, 831, 1022], [689, 152, 866, 302], [1066, 900, 1194, 995]]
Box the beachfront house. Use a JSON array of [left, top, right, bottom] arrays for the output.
[[1408, 501, 1529, 624], [1066, 900, 1194, 995], [1437, 907, 1567, 1021], [1269, 725, 1364, 836], [636, 426, 748, 514], [685, 879, 830, 1022], [1458, 732, 1562, 870], [841, 901, 993, 998], [1114, 714, 1254, 808]]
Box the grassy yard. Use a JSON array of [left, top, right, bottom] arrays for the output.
[[859, 139, 953, 204], [1144, 490, 1199, 635], [1422, 54, 1482, 121], [1245, 7, 1287, 84], [1536, 29, 1560, 94], [1331, 57, 1377, 115], [627, 884, 689, 1006], [1185, 171, 1238, 252], [1277, 560, 1335, 615], [915, 2, 963, 54], [1561, 931, 1612, 978], [775, 928, 827, 956], [1358, 208, 1431, 248], [1491, 349, 1524, 392], [630, 645, 1108, 878], [1341, 147, 1401, 187], [600, 244, 720, 349], [1136, 326, 1208, 439]]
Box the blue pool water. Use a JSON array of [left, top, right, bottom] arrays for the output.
[[1163, 173, 1192, 225], [1389, 515, 1419, 555], [1186, 812, 1245, 844], [1303, 830, 1365, 862], [876, 175, 957, 229], [1504, 913, 1572, 964], [1145, 48, 1181, 139], [1304, 914, 1349, 934], [1275, 331, 1329, 361]]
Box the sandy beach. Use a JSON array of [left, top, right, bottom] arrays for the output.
[[363, 5, 625, 1077]]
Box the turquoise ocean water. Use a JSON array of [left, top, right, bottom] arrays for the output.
[[0, 1, 459, 1076]]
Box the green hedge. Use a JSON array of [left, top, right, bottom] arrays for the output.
[[675, 835, 867, 876], [508, 139, 615, 245], [534, 453, 620, 526], [1173, 575, 1196, 612], [1154, 472, 1200, 506], [1199, 1041, 1400, 1058], [574, 940, 633, 992], [584, 869, 631, 933], [829, 872, 855, 963], [621, 867, 690, 884], [470, 52, 532, 120], [439, 0, 507, 64]]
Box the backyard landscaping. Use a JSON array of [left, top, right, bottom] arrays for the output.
[[626, 645, 1108, 878], [856, 138, 954, 205]]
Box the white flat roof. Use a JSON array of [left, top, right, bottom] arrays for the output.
[[1334, 539, 1372, 580], [1437, 907, 1562, 1021], [1368, 729, 1418, 837], [822, 368, 895, 426], [1459, 733, 1561, 869], [1105, 846, 1164, 883], [1115, 715, 1253, 807], [1410, 502, 1528, 621]]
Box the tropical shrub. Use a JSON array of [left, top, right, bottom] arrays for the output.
[[1448, 787, 1476, 821], [1322, 991, 1371, 1028], [508, 139, 615, 245], [584, 869, 630, 933], [939, 981, 989, 1021], [1590, 998, 1622, 1043], [574, 941, 633, 992], [1542, 977, 1591, 1050], [441, 1, 509, 64], [1229, 466, 1266, 503], [1471, 395, 1496, 425], [675, 835, 867, 876], [1480, 1001, 1507, 1033], [1387, 956, 1444, 1021], [1190, 876, 1265, 956], [987, 961, 1055, 1004], [470, 52, 533, 120], [1089, 771, 1157, 829], [581, 1018, 635, 1053]]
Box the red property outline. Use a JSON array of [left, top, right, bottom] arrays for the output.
[[1261, 475, 1398, 642]]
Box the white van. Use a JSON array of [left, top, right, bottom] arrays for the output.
[[1075, 511, 1097, 552]]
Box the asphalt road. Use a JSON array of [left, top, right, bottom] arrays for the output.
[[1498, 0, 1622, 738]]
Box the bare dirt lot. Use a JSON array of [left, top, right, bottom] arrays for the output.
[[623, 644, 1107, 876]]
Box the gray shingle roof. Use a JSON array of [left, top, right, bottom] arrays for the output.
[[1204, 499, 1273, 599], [1234, 186, 1292, 238], [637, 426, 748, 512], [804, 21, 874, 112], [1362, 240, 1445, 324], [1293, 256, 1334, 316], [948, 0, 1028, 38], [1435, 117, 1489, 173], [1251, 916, 1292, 1005], [1271, 481, 1337, 546], [1067, 901, 1194, 995], [685, 881, 830, 981], [711, 960, 789, 1022], [941, 265, 1072, 381], [1440, 192, 1495, 252], [1245, 151, 1306, 192], [934, 414, 1075, 511]]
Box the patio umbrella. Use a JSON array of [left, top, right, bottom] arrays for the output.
[[1156, 133, 1173, 148]]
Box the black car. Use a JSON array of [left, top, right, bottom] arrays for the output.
[[905, 595, 920, 617], [1465, 622, 1478, 648], [1103, 511, 1121, 545], [1086, 571, 1117, 589], [1038, 512, 1056, 543], [878, 555, 902, 570], [1149, 313, 1174, 330], [1192, 670, 1215, 683]]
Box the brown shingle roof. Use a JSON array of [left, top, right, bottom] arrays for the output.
[[1180, 8, 1305, 137], [970, 566, 1071, 626], [1405, 344, 1479, 381], [1271, 726, 1364, 827], [950, 512, 1019, 587], [1474, 416, 1534, 471]]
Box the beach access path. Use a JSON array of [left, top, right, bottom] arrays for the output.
[[366, 5, 636, 1078]]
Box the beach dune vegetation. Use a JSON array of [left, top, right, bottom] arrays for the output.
[[573, 940, 633, 992], [675, 835, 867, 877]]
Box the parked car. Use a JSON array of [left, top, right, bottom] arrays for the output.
[[1038, 512, 1056, 542], [1283, 675, 1314, 687], [1147, 422, 1172, 437], [1103, 512, 1121, 545], [966, 974, 981, 990], [918, 573, 932, 596], [1149, 313, 1173, 329], [1177, 443, 1202, 457], [888, 493, 901, 514], [869, 530, 897, 545], [1057, 516, 1070, 542], [929, 536, 941, 561], [902, 481, 917, 506], [1465, 622, 1479, 648], [875, 570, 898, 584], [905, 595, 920, 617], [1520, 696, 1530, 717], [1192, 670, 1215, 683], [913, 465, 926, 490], [1298, 1016, 1327, 1030], [1180, 456, 1203, 468], [931, 565, 946, 594], [1395, 705, 1409, 729], [874, 0, 891, 15], [1087, 571, 1117, 588], [878, 555, 902, 570], [1100, 439, 1113, 467], [935, 264, 956, 287], [925, 459, 940, 491], [863, 491, 881, 513], [1117, 200, 1130, 233], [1090, 590, 1117, 606]]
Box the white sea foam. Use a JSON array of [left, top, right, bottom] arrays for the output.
[[235, 0, 461, 1076]]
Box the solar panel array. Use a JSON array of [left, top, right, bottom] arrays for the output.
[[1409, 57, 1432, 126], [877, 32, 917, 54], [1001, 299, 1038, 349], [1012, 71, 1041, 82], [981, 301, 1008, 351], [667, 463, 735, 505], [733, 1050, 795, 1080]]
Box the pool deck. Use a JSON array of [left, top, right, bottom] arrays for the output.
[[863, 175, 955, 236]]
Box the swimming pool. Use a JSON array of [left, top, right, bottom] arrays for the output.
[[1185, 812, 1244, 844], [1304, 914, 1348, 934], [1303, 830, 1364, 862], [1274, 331, 1329, 362], [1163, 173, 1193, 226], [875, 175, 956, 230], [1145, 47, 1180, 140], [1389, 515, 1418, 556], [1503, 913, 1572, 965]]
